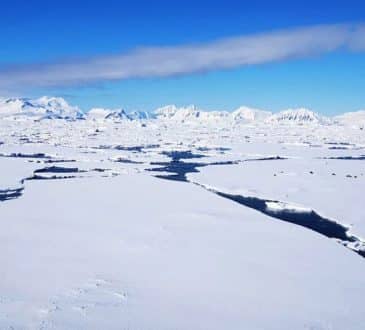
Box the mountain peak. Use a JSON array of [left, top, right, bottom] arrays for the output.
[[265, 108, 328, 124], [232, 106, 272, 122]]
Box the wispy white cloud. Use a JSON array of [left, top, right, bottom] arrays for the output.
[[1, 23, 364, 89]]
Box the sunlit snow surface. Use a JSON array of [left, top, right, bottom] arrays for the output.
[[1, 116, 365, 330]]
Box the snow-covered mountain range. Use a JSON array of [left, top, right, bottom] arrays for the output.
[[154, 105, 272, 124], [264, 108, 332, 125], [0, 97, 84, 120], [88, 108, 153, 121], [1, 96, 364, 127]]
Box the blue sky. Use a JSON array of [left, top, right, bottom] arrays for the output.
[[1, 0, 365, 114]]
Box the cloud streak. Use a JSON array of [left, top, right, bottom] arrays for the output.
[[1, 23, 365, 89]]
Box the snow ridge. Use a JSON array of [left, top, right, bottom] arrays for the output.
[[334, 110, 365, 129]]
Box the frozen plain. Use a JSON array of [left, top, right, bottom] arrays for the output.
[[1, 99, 365, 329]]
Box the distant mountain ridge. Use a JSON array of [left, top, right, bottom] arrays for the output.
[[88, 108, 154, 121], [153, 105, 272, 124], [0, 96, 364, 127], [265, 108, 332, 125], [0, 97, 84, 120]]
